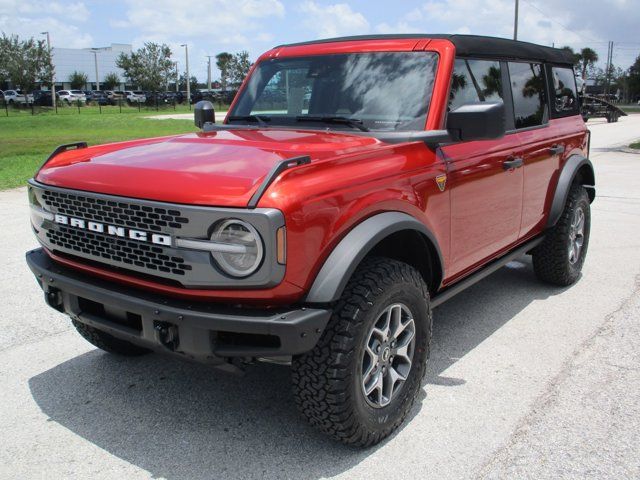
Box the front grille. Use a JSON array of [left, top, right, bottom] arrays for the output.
[[30, 180, 286, 288], [46, 226, 192, 276], [41, 190, 189, 232]]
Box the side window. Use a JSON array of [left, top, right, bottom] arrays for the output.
[[449, 59, 502, 110], [508, 62, 548, 129], [551, 67, 578, 115]]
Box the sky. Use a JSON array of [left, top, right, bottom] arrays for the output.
[[1, 0, 639, 81]]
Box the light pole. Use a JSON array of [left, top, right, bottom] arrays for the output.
[[181, 44, 190, 108], [175, 62, 179, 93], [91, 49, 100, 90], [41, 31, 56, 108], [206, 55, 213, 91], [513, 0, 519, 40]]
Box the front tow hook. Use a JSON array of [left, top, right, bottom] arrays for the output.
[[154, 321, 180, 351]]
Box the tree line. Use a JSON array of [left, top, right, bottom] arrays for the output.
[[0, 34, 252, 93], [561, 45, 640, 101]]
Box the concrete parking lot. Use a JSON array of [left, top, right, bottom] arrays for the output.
[[1, 116, 639, 479]]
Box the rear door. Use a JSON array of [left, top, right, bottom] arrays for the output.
[[442, 59, 524, 279], [508, 62, 553, 237]]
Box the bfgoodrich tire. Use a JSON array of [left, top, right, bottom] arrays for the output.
[[292, 257, 431, 446], [72, 320, 151, 356], [532, 184, 591, 286]]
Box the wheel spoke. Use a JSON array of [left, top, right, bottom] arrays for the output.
[[364, 370, 383, 397]]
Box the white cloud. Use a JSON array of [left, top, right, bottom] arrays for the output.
[[114, 0, 284, 42], [297, 1, 369, 38]]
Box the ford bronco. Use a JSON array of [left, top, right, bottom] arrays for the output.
[[26, 34, 594, 446]]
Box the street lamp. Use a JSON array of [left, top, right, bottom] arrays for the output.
[[180, 44, 190, 108], [90, 49, 100, 91], [206, 55, 213, 91], [40, 31, 56, 108]]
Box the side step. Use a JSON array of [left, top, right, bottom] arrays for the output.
[[431, 236, 544, 308]]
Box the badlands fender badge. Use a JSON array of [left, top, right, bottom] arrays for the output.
[[435, 174, 447, 192]]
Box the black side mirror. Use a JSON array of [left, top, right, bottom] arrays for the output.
[[446, 101, 505, 142], [194, 100, 215, 129]]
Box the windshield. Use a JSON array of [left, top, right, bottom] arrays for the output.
[[229, 52, 438, 132]]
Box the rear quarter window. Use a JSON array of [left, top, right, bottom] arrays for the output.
[[550, 66, 579, 116]]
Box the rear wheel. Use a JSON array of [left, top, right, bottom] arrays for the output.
[[532, 184, 591, 286], [292, 257, 431, 446], [72, 319, 151, 356]]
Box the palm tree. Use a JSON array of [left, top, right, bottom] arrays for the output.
[[579, 48, 599, 80]]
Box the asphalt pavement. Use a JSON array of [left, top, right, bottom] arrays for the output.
[[1, 116, 639, 479]]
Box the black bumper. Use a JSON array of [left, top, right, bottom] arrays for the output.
[[26, 248, 331, 363]]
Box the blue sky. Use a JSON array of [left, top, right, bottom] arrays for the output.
[[1, 0, 639, 81]]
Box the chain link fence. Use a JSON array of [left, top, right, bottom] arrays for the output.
[[0, 96, 232, 117]]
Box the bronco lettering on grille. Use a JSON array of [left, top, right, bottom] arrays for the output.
[[53, 214, 172, 246]]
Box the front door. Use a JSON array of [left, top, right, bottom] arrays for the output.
[[442, 58, 524, 280]]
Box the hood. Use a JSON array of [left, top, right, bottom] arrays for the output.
[[36, 128, 380, 207]]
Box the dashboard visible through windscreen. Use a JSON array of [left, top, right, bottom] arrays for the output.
[[229, 52, 439, 132]]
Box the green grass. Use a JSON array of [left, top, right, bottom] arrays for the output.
[[0, 113, 198, 190], [630, 141, 640, 150], [620, 105, 640, 114]]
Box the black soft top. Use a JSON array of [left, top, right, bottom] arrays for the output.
[[277, 34, 574, 65]]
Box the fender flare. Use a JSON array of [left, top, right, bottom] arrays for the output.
[[547, 155, 595, 228], [305, 212, 444, 304]]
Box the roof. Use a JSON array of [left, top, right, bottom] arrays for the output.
[[276, 34, 575, 65]]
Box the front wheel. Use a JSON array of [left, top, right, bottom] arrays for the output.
[[532, 184, 591, 286], [292, 257, 431, 446]]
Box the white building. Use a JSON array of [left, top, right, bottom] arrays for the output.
[[52, 43, 132, 90]]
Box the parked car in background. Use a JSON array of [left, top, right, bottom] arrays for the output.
[[70, 90, 87, 102], [125, 91, 146, 103], [89, 91, 110, 106], [57, 90, 86, 104], [31, 90, 53, 106], [4, 89, 29, 105]]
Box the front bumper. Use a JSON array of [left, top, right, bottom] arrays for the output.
[[26, 248, 331, 364]]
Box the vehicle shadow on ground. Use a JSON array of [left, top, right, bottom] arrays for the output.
[[29, 256, 567, 480]]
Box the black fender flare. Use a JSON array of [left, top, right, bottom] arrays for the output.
[[305, 212, 444, 304], [547, 154, 595, 228]]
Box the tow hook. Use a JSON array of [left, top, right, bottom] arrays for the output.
[[45, 287, 64, 312], [154, 321, 180, 351]]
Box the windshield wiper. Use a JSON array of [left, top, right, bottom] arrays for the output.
[[295, 115, 370, 132], [227, 114, 271, 127]]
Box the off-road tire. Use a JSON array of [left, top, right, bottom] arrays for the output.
[[532, 184, 591, 286], [292, 257, 431, 447], [72, 319, 151, 356]]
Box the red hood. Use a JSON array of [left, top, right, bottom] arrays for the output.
[[36, 129, 380, 207]]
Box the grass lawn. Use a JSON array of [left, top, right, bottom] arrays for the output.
[[620, 105, 640, 114], [0, 113, 198, 190]]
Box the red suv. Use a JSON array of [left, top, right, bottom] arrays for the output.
[[26, 35, 594, 446]]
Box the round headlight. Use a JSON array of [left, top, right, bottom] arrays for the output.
[[210, 219, 263, 277]]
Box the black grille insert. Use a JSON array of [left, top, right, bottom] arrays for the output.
[[46, 226, 192, 276], [41, 190, 189, 232]]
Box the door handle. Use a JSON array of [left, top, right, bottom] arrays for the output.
[[503, 157, 524, 170], [549, 144, 565, 155]]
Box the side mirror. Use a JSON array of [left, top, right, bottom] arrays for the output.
[[194, 100, 215, 129], [446, 101, 505, 142]]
